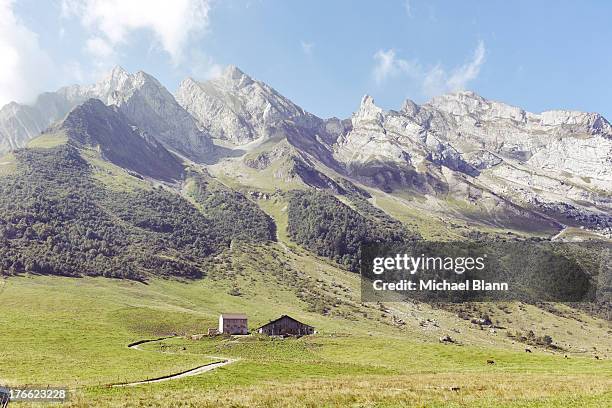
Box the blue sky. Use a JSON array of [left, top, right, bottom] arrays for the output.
[[2, 0, 612, 120]]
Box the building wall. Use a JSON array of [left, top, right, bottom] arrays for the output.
[[258, 316, 314, 336], [220, 318, 248, 334]]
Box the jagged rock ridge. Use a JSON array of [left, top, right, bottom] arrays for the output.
[[0, 67, 214, 163], [1, 67, 610, 235], [333, 92, 611, 233], [176, 65, 322, 144]]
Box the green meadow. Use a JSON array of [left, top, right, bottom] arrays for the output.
[[0, 242, 610, 407]]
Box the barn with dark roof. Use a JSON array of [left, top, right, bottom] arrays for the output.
[[255, 315, 315, 336]]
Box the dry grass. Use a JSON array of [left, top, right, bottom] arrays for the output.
[[66, 373, 611, 407]]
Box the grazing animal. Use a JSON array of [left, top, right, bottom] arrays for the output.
[[525, 348, 532, 353], [487, 359, 495, 365], [439, 335, 455, 344], [451, 387, 460, 392]]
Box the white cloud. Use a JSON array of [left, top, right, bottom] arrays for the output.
[[372, 48, 419, 84], [422, 64, 446, 97], [0, 0, 54, 106], [189, 49, 223, 79], [372, 41, 486, 97], [403, 0, 412, 17], [446, 40, 486, 91], [61, 0, 211, 65], [301, 41, 314, 56], [373, 49, 398, 83], [85, 36, 114, 59]]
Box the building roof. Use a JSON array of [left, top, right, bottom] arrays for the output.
[[220, 313, 247, 319], [256, 315, 314, 330]]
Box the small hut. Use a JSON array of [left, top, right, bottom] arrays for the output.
[[255, 315, 315, 336]]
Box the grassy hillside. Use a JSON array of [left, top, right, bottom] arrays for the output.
[[0, 193, 610, 406], [0, 243, 398, 388], [0, 276, 217, 387], [0, 251, 610, 407]]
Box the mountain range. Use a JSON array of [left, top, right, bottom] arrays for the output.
[[0, 65, 610, 280], [1, 61, 611, 408]]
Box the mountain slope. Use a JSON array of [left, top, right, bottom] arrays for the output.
[[0, 144, 219, 279], [286, 189, 416, 271], [60, 98, 184, 182], [332, 93, 611, 236], [177, 65, 346, 186], [95, 67, 215, 163], [0, 115, 273, 279], [0, 67, 215, 162], [176, 65, 322, 144], [0, 86, 90, 153], [1, 66, 610, 241], [175, 66, 609, 238]]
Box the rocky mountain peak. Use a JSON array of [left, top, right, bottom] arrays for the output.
[[214, 65, 254, 89], [91, 68, 163, 104], [109, 65, 129, 80], [360, 94, 374, 106], [0, 101, 21, 115], [134, 70, 162, 86], [354, 95, 383, 123], [176, 66, 320, 145], [223, 64, 246, 79], [426, 90, 528, 122], [180, 76, 199, 89], [55, 67, 214, 163], [428, 90, 487, 113], [537, 110, 612, 134], [97, 65, 132, 93], [401, 99, 420, 116], [425, 90, 611, 136], [65, 97, 108, 119]]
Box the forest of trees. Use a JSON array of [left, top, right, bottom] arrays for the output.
[[0, 146, 274, 280], [2, 144, 413, 279], [286, 190, 418, 271], [187, 172, 276, 243]]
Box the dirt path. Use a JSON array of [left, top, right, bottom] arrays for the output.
[[112, 337, 237, 387], [550, 225, 568, 241]]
